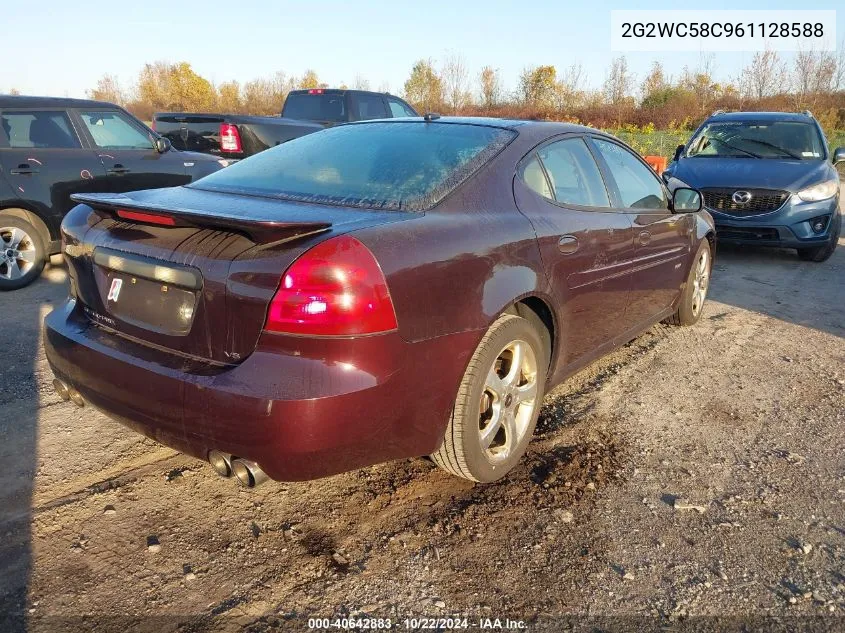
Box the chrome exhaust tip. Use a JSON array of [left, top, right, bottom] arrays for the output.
[[67, 387, 85, 407], [53, 378, 70, 401], [208, 450, 233, 477], [231, 458, 269, 488]]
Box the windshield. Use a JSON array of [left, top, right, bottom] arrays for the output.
[[686, 121, 824, 160], [190, 122, 515, 211], [283, 93, 347, 122]]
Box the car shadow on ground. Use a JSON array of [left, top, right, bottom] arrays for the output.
[[709, 237, 845, 339], [0, 262, 67, 633]]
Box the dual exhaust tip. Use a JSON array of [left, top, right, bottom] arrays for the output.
[[53, 378, 84, 407], [208, 450, 268, 488], [53, 379, 267, 488]]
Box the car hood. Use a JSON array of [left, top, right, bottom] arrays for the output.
[[671, 157, 831, 193]]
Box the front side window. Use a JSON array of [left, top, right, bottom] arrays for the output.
[[0, 111, 80, 149], [686, 121, 824, 160], [79, 111, 153, 150], [527, 138, 610, 207], [388, 99, 417, 118], [192, 121, 515, 211], [593, 138, 667, 210], [356, 95, 388, 120]]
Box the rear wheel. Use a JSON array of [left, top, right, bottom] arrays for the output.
[[432, 312, 549, 482], [0, 217, 46, 291], [797, 212, 840, 263], [666, 239, 711, 326]]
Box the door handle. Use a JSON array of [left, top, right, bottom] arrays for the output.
[[558, 235, 579, 254], [10, 163, 39, 175], [638, 231, 652, 246], [107, 164, 131, 174]]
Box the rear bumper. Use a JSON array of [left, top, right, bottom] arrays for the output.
[[710, 196, 839, 249], [44, 299, 479, 481]]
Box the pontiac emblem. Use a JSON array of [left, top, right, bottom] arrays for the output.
[[107, 278, 123, 302]]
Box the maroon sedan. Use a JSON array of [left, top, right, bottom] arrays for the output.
[[44, 118, 714, 485]]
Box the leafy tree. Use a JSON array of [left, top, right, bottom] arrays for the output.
[[217, 80, 242, 114], [479, 66, 501, 109], [404, 59, 443, 112], [519, 65, 557, 109], [137, 61, 216, 112], [298, 69, 324, 90], [640, 61, 667, 102]]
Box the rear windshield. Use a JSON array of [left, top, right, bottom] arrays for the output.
[[686, 121, 825, 160], [190, 122, 515, 211], [283, 93, 347, 122]]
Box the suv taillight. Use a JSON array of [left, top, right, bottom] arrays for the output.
[[219, 123, 242, 153], [264, 235, 397, 336]]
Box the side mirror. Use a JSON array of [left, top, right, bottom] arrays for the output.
[[833, 147, 845, 164], [672, 187, 702, 213], [154, 136, 172, 153], [673, 144, 685, 162]]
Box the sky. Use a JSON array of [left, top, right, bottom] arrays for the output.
[[2, 0, 842, 99]]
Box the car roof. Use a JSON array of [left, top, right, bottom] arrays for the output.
[[707, 111, 815, 123], [347, 116, 596, 134], [0, 94, 120, 109]]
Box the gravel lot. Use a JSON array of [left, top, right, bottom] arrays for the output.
[[1, 230, 843, 632]]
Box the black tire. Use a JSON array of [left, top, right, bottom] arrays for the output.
[[431, 311, 550, 482], [797, 212, 840, 263], [666, 239, 712, 327], [0, 217, 46, 291]]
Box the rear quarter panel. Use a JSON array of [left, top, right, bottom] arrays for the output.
[[353, 160, 552, 344]]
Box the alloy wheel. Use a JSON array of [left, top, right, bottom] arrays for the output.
[[691, 249, 710, 316], [478, 339, 539, 464], [0, 226, 38, 281]]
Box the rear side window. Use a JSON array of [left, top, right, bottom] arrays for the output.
[[0, 111, 80, 148], [592, 138, 667, 210], [79, 111, 154, 150], [388, 98, 416, 118], [356, 95, 388, 120], [191, 122, 515, 211], [529, 138, 610, 207], [283, 93, 347, 122]]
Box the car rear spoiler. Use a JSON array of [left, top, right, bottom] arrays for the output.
[[70, 193, 332, 244]]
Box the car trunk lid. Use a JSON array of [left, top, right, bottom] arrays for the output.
[[68, 187, 413, 364]]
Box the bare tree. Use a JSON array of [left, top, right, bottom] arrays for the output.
[[739, 50, 786, 99], [640, 61, 667, 101], [88, 74, 124, 105], [353, 74, 370, 91], [441, 52, 470, 113], [478, 66, 501, 109], [603, 56, 633, 105], [793, 46, 838, 103]]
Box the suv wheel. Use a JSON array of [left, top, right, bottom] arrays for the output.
[[797, 212, 840, 263], [431, 311, 549, 482], [0, 217, 46, 290]]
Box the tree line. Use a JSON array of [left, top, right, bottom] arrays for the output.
[[7, 49, 845, 131]]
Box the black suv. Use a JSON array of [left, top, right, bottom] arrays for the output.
[[0, 96, 226, 289]]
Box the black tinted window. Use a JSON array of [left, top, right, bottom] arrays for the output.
[[192, 122, 515, 211], [283, 93, 346, 122], [0, 111, 80, 149], [593, 139, 667, 210], [356, 95, 388, 120], [536, 138, 610, 207]]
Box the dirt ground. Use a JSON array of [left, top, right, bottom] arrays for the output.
[[1, 232, 843, 632]]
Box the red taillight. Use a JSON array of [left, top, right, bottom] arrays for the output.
[[116, 209, 176, 226], [219, 123, 242, 153], [308, 89, 324, 94], [264, 235, 397, 336]]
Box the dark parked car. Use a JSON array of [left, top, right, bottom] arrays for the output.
[[44, 118, 714, 486], [153, 89, 419, 160], [0, 96, 227, 290], [663, 110, 843, 262]]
